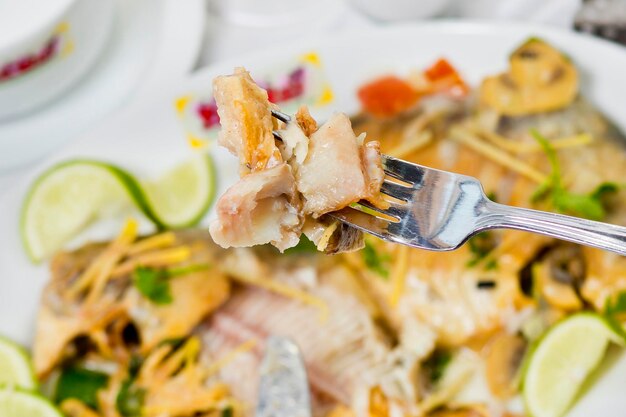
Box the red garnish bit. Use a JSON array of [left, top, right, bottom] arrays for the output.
[[197, 102, 220, 128], [423, 58, 469, 98], [267, 67, 306, 103], [0, 37, 59, 82], [357, 75, 420, 118]]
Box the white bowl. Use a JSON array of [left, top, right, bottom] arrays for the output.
[[0, 0, 114, 120]]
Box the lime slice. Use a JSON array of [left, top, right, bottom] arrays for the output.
[[0, 389, 62, 417], [143, 154, 216, 229], [21, 160, 150, 262], [0, 337, 36, 390], [523, 313, 618, 417]]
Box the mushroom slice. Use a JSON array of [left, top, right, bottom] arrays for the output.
[[480, 38, 578, 115], [485, 332, 527, 399], [534, 244, 585, 311]]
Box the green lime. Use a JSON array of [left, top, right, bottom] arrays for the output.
[[21, 160, 150, 262], [0, 337, 36, 390], [0, 389, 62, 417], [523, 312, 619, 417], [143, 154, 216, 229]]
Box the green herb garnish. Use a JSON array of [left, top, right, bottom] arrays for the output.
[[116, 379, 146, 417], [531, 130, 618, 220], [362, 240, 391, 279], [467, 231, 498, 269], [221, 406, 234, 417], [605, 291, 626, 318], [423, 349, 452, 385], [603, 290, 626, 340], [283, 236, 318, 254], [55, 366, 109, 409], [133, 264, 209, 305]]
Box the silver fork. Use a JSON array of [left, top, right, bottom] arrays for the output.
[[271, 110, 626, 256]]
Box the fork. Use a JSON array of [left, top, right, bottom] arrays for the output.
[[271, 110, 626, 256]]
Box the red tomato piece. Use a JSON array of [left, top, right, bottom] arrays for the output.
[[357, 75, 419, 117], [422, 58, 469, 98]]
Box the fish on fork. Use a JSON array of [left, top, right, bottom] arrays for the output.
[[272, 110, 626, 256]]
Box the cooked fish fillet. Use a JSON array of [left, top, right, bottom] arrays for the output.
[[209, 163, 303, 252], [33, 231, 230, 377], [297, 114, 371, 217], [210, 68, 386, 252], [199, 285, 390, 408], [213, 67, 282, 171]]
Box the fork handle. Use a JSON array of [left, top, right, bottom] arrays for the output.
[[482, 201, 626, 256]]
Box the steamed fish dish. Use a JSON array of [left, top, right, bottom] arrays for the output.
[[33, 38, 626, 417]]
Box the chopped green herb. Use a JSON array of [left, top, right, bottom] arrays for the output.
[[116, 379, 145, 417], [128, 355, 143, 379], [133, 267, 172, 305], [531, 130, 618, 220], [423, 349, 452, 385], [467, 231, 498, 268], [221, 406, 234, 417], [133, 264, 209, 305], [605, 291, 626, 317], [283, 236, 318, 254], [603, 290, 626, 340], [362, 240, 391, 279], [55, 366, 109, 409]]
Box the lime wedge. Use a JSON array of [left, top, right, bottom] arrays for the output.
[[523, 313, 618, 417], [0, 337, 36, 390], [143, 154, 216, 229], [21, 160, 149, 262], [0, 389, 62, 417], [21, 155, 216, 262]]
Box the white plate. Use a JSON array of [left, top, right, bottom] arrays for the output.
[[1, 22, 625, 415], [0, 0, 205, 173]]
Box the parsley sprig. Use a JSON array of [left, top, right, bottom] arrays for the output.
[[531, 130, 618, 220], [133, 264, 209, 305], [362, 240, 392, 279]]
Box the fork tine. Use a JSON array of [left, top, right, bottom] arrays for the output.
[[381, 154, 425, 184], [328, 207, 394, 238], [356, 199, 408, 220], [271, 109, 291, 123], [380, 179, 413, 202]]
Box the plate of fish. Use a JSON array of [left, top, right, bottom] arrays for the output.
[[1, 21, 626, 417]]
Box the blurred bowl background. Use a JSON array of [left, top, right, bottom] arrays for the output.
[[0, 0, 113, 120]]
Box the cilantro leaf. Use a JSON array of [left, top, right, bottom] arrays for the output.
[[116, 379, 145, 417], [531, 130, 618, 220], [283, 236, 318, 254], [132, 264, 209, 305], [605, 291, 626, 317], [55, 366, 109, 409], [133, 267, 172, 305], [603, 290, 626, 341], [423, 349, 452, 385], [467, 231, 498, 268], [362, 240, 391, 279]]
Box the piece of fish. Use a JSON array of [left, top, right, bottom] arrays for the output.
[[213, 67, 282, 171], [209, 163, 303, 252], [199, 284, 390, 410], [296, 113, 375, 217], [210, 68, 386, 253], [33, 231, 230, 378]]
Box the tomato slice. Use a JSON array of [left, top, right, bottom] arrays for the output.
[[423, 58, 469, 98], [357, 76, 419, 117]]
